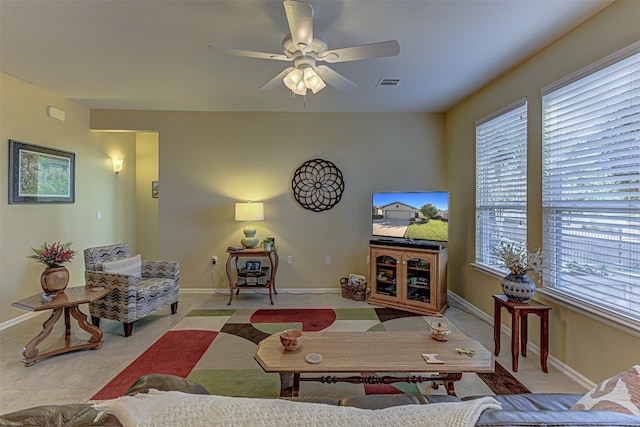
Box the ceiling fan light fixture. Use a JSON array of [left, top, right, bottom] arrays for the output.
[[303, 68, 325, 94], [284, 66, 326, 96], [309, 80, 326, 94], [283, 68, 304, 91], [294, 79, 307, 96]]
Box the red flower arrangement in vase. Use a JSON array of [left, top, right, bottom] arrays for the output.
[[27, 241, 75, 296]]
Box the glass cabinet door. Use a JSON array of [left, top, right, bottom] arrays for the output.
[[374, 254, 398, 298], [406, 256, 431, 303]]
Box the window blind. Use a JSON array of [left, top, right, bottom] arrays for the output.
[[542, 43, 640, 322], [476, 99, 528, 268]]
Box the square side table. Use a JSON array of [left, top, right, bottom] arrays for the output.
[[493, 294, 551, 373]]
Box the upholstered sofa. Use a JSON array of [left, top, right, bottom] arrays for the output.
[[1, 374, 639, 426], [84, 243, 180, 337]]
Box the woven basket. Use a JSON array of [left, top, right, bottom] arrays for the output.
[[340, 277, 367, 301]]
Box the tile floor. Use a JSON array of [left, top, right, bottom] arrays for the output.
[[0, 290, 587, 414]]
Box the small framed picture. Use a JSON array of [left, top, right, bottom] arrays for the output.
[[151, 181, 159, 198]]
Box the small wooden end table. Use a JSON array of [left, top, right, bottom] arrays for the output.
[[226, 247, 279, 305], [493, 294, 551, 373], [11, 286, 112, 366]]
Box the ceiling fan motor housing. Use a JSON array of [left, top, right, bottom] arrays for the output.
[[281, 33, 328, 58]]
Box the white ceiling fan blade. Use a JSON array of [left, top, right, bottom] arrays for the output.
[[316, 65, 357, 92], [207, 45, 290, 62], [260, 67, 294, 90], [283, 0, 313, 52], [319, 40, 400, 63]]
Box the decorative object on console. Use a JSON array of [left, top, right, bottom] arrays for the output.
[[493, 241, 543, 303], [500, 274, 536, 303], [261, 237, 277, 252], [27, 241, 75, 296], [40, 267, 70, 297], [291, 158, 344, 212], [235, 202, 264, 248], [9, 139, 75, 204], [430, 315, 451, 341], [280, 329, 303, 352]]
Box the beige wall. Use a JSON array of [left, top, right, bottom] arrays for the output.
[[0, 74, 138, 322], [90, 111, 447, 293], [445, 0, 640, 383], [135, 132, 159, 260]]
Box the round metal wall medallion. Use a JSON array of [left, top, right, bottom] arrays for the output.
[[291, 159, 344, 212]]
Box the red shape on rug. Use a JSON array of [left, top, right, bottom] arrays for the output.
[[250, 309, 336, 331], [363, 377, 404, 395], [92, 330, 217, 400]]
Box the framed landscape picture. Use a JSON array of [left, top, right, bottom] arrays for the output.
[[8, 140, 75, 204]]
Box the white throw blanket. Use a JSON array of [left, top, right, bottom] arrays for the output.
[[93, 389, 501, 427]]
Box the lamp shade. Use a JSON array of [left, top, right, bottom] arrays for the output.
[[235, 202, 264, 222], [112, 159, 124, 173]]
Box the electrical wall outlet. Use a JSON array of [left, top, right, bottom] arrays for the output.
[[212, 256, 218, 265]]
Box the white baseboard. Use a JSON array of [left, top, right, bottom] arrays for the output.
[[0, 311, 40, 331], [179, 288, 341, 295], [447, 291, 596, 390]]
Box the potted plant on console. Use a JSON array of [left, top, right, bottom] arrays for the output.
[[261, 237, 277, 253], [27, 241, 75, 298], [493, 241, 543, 303]]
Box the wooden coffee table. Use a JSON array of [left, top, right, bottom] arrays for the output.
[[11, 286, 112, 366], [255, 331, 493, 397]]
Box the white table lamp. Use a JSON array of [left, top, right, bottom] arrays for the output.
[[235, 202, 264, 248]]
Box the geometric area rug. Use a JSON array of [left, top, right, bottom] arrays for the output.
[[92, 307, 529, 400]]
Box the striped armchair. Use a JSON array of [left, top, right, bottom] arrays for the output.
[[84, 243, 179, 337]]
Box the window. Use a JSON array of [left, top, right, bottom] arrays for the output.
[[475, 99, 528, 270], [542, 42, 640, 325]]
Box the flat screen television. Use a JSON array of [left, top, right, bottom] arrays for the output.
[[372, 191, 449, 244]]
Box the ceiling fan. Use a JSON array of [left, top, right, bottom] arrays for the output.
[[207, 0, 400, 97]]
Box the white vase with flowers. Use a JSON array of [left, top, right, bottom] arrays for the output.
[[493, 242, 543, 303]]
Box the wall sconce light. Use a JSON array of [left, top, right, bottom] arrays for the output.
[[235, 202, 264, 248], [112, 159, 124, 174]]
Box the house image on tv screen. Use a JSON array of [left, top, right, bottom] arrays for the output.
[[372, 192, 449, 242], [380, 202, 420, 221]]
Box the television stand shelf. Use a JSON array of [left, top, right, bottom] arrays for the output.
[[368, 243, 448, 315]]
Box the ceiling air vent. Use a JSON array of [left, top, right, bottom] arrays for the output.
[[376, 78, 400, 88]]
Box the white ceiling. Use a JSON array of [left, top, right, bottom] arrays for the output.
[[0, 0, 612, 113]]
